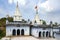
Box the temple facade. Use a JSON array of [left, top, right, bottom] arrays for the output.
[[6, 3, 60, 38]]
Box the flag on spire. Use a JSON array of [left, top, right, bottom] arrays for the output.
[[35, 6, 37, 9], [35, 5, 38, 14], [35, 5, 38, 9]]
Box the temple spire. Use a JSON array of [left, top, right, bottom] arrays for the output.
[[35, 5, 38, 14], [13, 2, 22, 21], [34, 5, 40, 22], [32, 5, 43, 25], [17, 1, 18, 8]]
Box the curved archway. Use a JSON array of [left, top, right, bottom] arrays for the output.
[[39, 31, 41, 37], [46, 31, 49, 37], [49, 32, 51, 37], [17, 29, 20, 35], [21, 29, 24, 35], [43, 31, 45, 37], [12, 29, 16, 36], [53, 32, 55, 38]]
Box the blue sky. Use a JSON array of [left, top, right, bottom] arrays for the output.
[[0, 0, 60, 24]]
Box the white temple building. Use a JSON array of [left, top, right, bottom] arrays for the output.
[[6, 2, 60, 38]]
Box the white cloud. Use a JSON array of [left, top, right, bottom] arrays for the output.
[[38, 0, 60, 12], [0, 8, 4, 14], [41, 1, 53, 12], [38, 0, 53, 12], [8, 0, 13, 4], [0, 8, 7, 18], [8, 0, 26, 6], [0, 9, 3, 13]]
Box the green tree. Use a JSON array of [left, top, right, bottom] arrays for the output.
[[43, 20, 46, 25], [50, 21, 53, 24], [0, 30, 5, 39], [54, 22, 58, 26], [0, 17, 13, 39], [0, 18, 6, 27], [7, 17, 13, 22], [49, 21, 53, 27]]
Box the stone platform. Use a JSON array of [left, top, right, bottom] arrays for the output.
[[1, 36, 57, 40]]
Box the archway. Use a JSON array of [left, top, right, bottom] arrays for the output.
[[49, 32, 51, 37], [39, 31, 41, 37], [21, 29, 24, 35], [46, 31, 49, 37], [43, 31, 45, 37], [17, 29, 20, 35], [12, 29, 16, 36], [53, 32, 55, 38]]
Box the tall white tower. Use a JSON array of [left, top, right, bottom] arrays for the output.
[[32, 5, 43, 25], [13, 2, 22, 21]]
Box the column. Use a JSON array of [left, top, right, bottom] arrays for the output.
[[48, 32, 49, 37], [53, 32, 55, 38], [45, 31, 46, 38], [46, 31, 49, 37], [10, 29, 11, 36], [41, 32, 43, 38], [16, 29, 17, 36], [50, 30, 53, 37]]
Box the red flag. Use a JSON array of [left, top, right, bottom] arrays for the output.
[[35, 6, 37, 9], [35, 5, 38, 9]]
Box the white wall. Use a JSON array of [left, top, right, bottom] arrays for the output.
[[31, 28, 53, 37], [53, 29, 59, 32], [6, 26, 30, 36]]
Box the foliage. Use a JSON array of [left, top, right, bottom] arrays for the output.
[[7, 17, 13, 22], [41, 20, 46, 25], [0, 29, 6, 39], [0, 18, 6, 27], [55, 22, 58, 26], [43, 20, 46, 25], [0, 17, 13, 39]]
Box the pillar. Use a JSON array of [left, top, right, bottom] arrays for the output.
[[53, 32, 55, 38], [50, 30, 53, 37], [41, 32, 43, 38], [49, 32, 50, 37], [48, 32, 49, 37], [45, 31, 46, 38], [16, 29, 17, 36]]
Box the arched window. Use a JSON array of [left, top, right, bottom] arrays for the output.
[[12, 29, 16, 36], [49, 32, 51, 37], [39, 31, 41, 37], [35, 20, 36, 23], [43, 31, 45, 37], [46, 31, 49, 37], [21, 29, 24, 35], [53, 32, 55, 38], [17, 29, 20, 35]]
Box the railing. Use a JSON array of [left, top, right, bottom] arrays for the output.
[[6, 22, 30, 24]]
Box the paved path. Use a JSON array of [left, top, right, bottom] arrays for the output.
[[1, 36, 57, 40]]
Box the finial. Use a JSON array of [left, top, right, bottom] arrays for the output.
[[35, 5, 38, 14], [17, 1, 18, 7], [35, 5, 38, 10]]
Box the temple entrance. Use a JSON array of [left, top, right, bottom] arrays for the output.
[[53, 32, 55, 38], [39, 31, 41, 37], [43, 31, 45, 37], [21, 29, 24, 35], [12, 29, 16, 36], [46, 31, 49, 37], [49, 32, 51, 37], [17, 29, 20, 35]]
